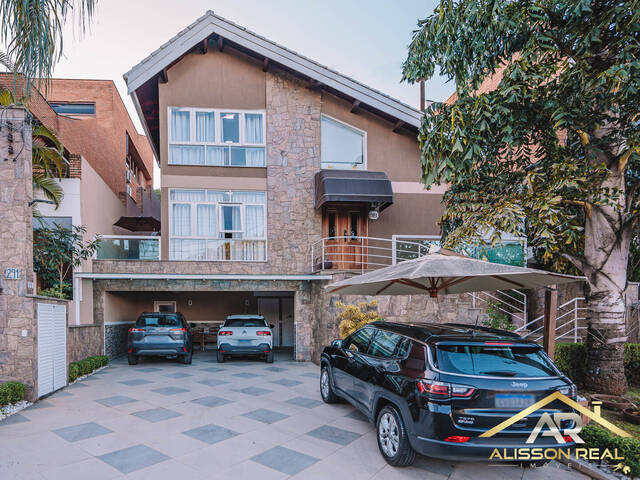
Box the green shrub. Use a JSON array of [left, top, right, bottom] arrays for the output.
[[68, 362, 80, 383], [482, 301, 515, 331], [624, 343, 640, 386], [97, 355, 109, 367], [0, 381, 26, 407], [77, 359, 93, 376], [581, 425, 640, 477], [554, 343, 587, 387]]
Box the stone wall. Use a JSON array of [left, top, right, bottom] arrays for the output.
[[67, 325, 103, 363], [105, 324, 132, 358]]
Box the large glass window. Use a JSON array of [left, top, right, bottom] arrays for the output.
[[169, 189, 267, 261], [321, 115, 366, 170], [169, 108, 265, 167]]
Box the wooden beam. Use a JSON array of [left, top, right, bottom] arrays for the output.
[[392, 120, 405, 133], [262, 57, 269, 72], [437, 276, 472, 292], [217, 37, 224, 51], [543, 286, 558, 357], [375, 282, 394, 295], [158, 68, 168, 84], [350, 100, 361, 113], [200, 38, 208, 54]]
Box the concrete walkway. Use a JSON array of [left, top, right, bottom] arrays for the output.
[[0, 352, 588, 479]]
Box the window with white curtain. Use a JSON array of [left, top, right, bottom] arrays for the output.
[[169, 189, 267, 261], [168, 108, 266, 167], [321, 114, 366, 170]]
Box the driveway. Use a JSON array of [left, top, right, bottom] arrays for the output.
[[0, 352, 588, 480]]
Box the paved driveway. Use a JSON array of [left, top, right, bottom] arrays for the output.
[[1, 352, 587, 480]]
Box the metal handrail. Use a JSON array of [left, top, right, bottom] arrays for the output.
[[517, 297, 586, 343]]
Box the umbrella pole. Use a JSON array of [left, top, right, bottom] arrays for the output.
[[543, 286, 558, 357]]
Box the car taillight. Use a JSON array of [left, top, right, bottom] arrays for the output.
[[417, 380, 475, 399], [558, 384, 577, 399], [129, 328, 144, 333], [444, 436, 470, 443], [257, 331, 271, 336], [218, 331, 233, 336], [170, 328, 187, 333]]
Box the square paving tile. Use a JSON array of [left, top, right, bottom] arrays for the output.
[[191, 395, 233, 408], [234, 386, 273, 396], [345, 409, 369, 422], [98, 444, 170, 474], [286, 396, 323, 409], [200, 367, 224, 373], [300, 372, 318, 379], [270, 378, 302, 387], [197, 378, 230, 387], [119, 379, 153, 386], [68, 381, 89, 388], [132, 407, 183, 423], [0, 413, 30, 426], [164, 372, 192, 378], [182, 423, 238, 444], [242, 408, 289, 424], [136, 367, 163, 372], [151, 386, 189, 396], [264, 366, 286, 372], [232, 372, 258, 379], [306, 425, 361, 446], [251, 446, 318, 475], [53, 421, 113, 442], [95, 395, 137, 407]]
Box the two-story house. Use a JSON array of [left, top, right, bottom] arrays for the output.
[[79, 11, 449, 361]]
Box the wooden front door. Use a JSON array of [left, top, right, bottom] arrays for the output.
[[322, 206, 367, 270]]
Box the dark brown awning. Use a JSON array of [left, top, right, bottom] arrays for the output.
[[113, 216, 160, 232], [314, 169, 393, 210]]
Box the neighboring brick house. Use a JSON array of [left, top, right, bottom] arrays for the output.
[[71, 11, 462, 362]]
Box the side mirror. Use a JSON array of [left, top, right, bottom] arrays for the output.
[[331, 339, 343, 349], [269, 324, 275, 329]]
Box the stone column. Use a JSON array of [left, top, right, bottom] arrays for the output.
[[0, 106, 37, 399]]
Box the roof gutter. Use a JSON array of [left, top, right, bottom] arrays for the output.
[[74, 272, 332, 281]]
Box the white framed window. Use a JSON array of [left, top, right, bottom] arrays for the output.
[[321, 114, 366, 170], [168, 108, 266, 167], [169, 189, 267, 261]]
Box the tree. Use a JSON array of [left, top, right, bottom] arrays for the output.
[[403, 0, 639, 394], [33, 224, 100, 298], [0, 0, 96, 89]]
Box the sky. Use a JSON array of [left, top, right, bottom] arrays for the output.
[[52, 0, 450, 184]]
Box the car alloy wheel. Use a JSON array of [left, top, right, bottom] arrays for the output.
[[320, 369, 330, 399], [378, 412, 400, 457]]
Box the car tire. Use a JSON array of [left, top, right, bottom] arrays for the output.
[[320, 365, 340, 403], [265, 351, 274, 363], [376, 405, 416, 467], [182, 349, 193, 364], [216, 351, 225, 363], [127, 352, 138, 365]]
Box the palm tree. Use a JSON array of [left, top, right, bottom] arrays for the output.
[[0, 0, 96, 90]]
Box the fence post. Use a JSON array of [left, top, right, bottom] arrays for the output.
[[321, 238, 325, 271], [573, 298, 578, 343], [543, 286, 558, 357], [361, 237, 364, 274]]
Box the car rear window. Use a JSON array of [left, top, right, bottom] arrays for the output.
[[434, 344, 558, 377], [224, 318, 266, 327], [136, 315, 181, 327]]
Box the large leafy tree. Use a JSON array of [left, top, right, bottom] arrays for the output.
[[404, 0, 639, 394]]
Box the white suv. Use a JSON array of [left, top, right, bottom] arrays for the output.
[[217, 315, 274, 363]]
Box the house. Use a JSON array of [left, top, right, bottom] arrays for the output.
[[73, 10, 456, 363]]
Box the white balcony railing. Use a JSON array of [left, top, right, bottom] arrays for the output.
[[95, 235, 160, 260]]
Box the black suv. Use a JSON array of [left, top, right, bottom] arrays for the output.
[[128, 312, 193, 365], [320, 322, 576, 466]]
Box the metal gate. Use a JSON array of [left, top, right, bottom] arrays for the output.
[[37, 303, 67, 397]]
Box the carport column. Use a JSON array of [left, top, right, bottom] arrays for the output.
[[0, 106, 38, 399], [543, 286, 558, 358], [294, 282, 314, 361]]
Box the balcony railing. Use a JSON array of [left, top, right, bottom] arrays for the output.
[[95, 235, 160, 260]]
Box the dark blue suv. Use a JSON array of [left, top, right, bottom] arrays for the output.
[[320, 322, 576, 466], [128, 312, 193, 365]]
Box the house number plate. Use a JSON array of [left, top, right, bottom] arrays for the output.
[[4, 268, 20, 280]]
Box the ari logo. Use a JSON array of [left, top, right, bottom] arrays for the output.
[[480, 391, 631, 443]]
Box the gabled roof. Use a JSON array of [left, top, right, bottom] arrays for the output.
[[124, 11, 422, 146]]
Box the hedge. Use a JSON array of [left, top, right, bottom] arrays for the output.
[[0, 381, 25, 408], [580, 425, 640, 477], [554, 342, 640, 387], [68, 355, 109, 383]]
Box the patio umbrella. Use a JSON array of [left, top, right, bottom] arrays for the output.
[[326, 247, 581, 297]]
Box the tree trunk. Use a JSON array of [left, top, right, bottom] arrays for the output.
[[582, 168, 631, 395]]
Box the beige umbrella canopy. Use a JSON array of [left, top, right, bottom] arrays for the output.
[[326, 248, 581, 297]]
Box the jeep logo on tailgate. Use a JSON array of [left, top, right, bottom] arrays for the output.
[[511, 381, 528, 388]]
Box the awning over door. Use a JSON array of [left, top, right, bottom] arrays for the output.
[[314, 169, 393, 210]]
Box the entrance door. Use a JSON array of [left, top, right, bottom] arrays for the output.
[[37, 303, 67, 397], [154, 301, 176, 313], [258, 298, 280, 345], [322, 206, 367, 270], [281, 298, 294, 347]]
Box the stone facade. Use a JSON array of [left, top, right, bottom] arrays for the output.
[[67, 325, 103, 363], [105, 324, 131, 358]]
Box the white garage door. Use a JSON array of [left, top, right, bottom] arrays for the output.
[[37, 303, 67, 397]]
